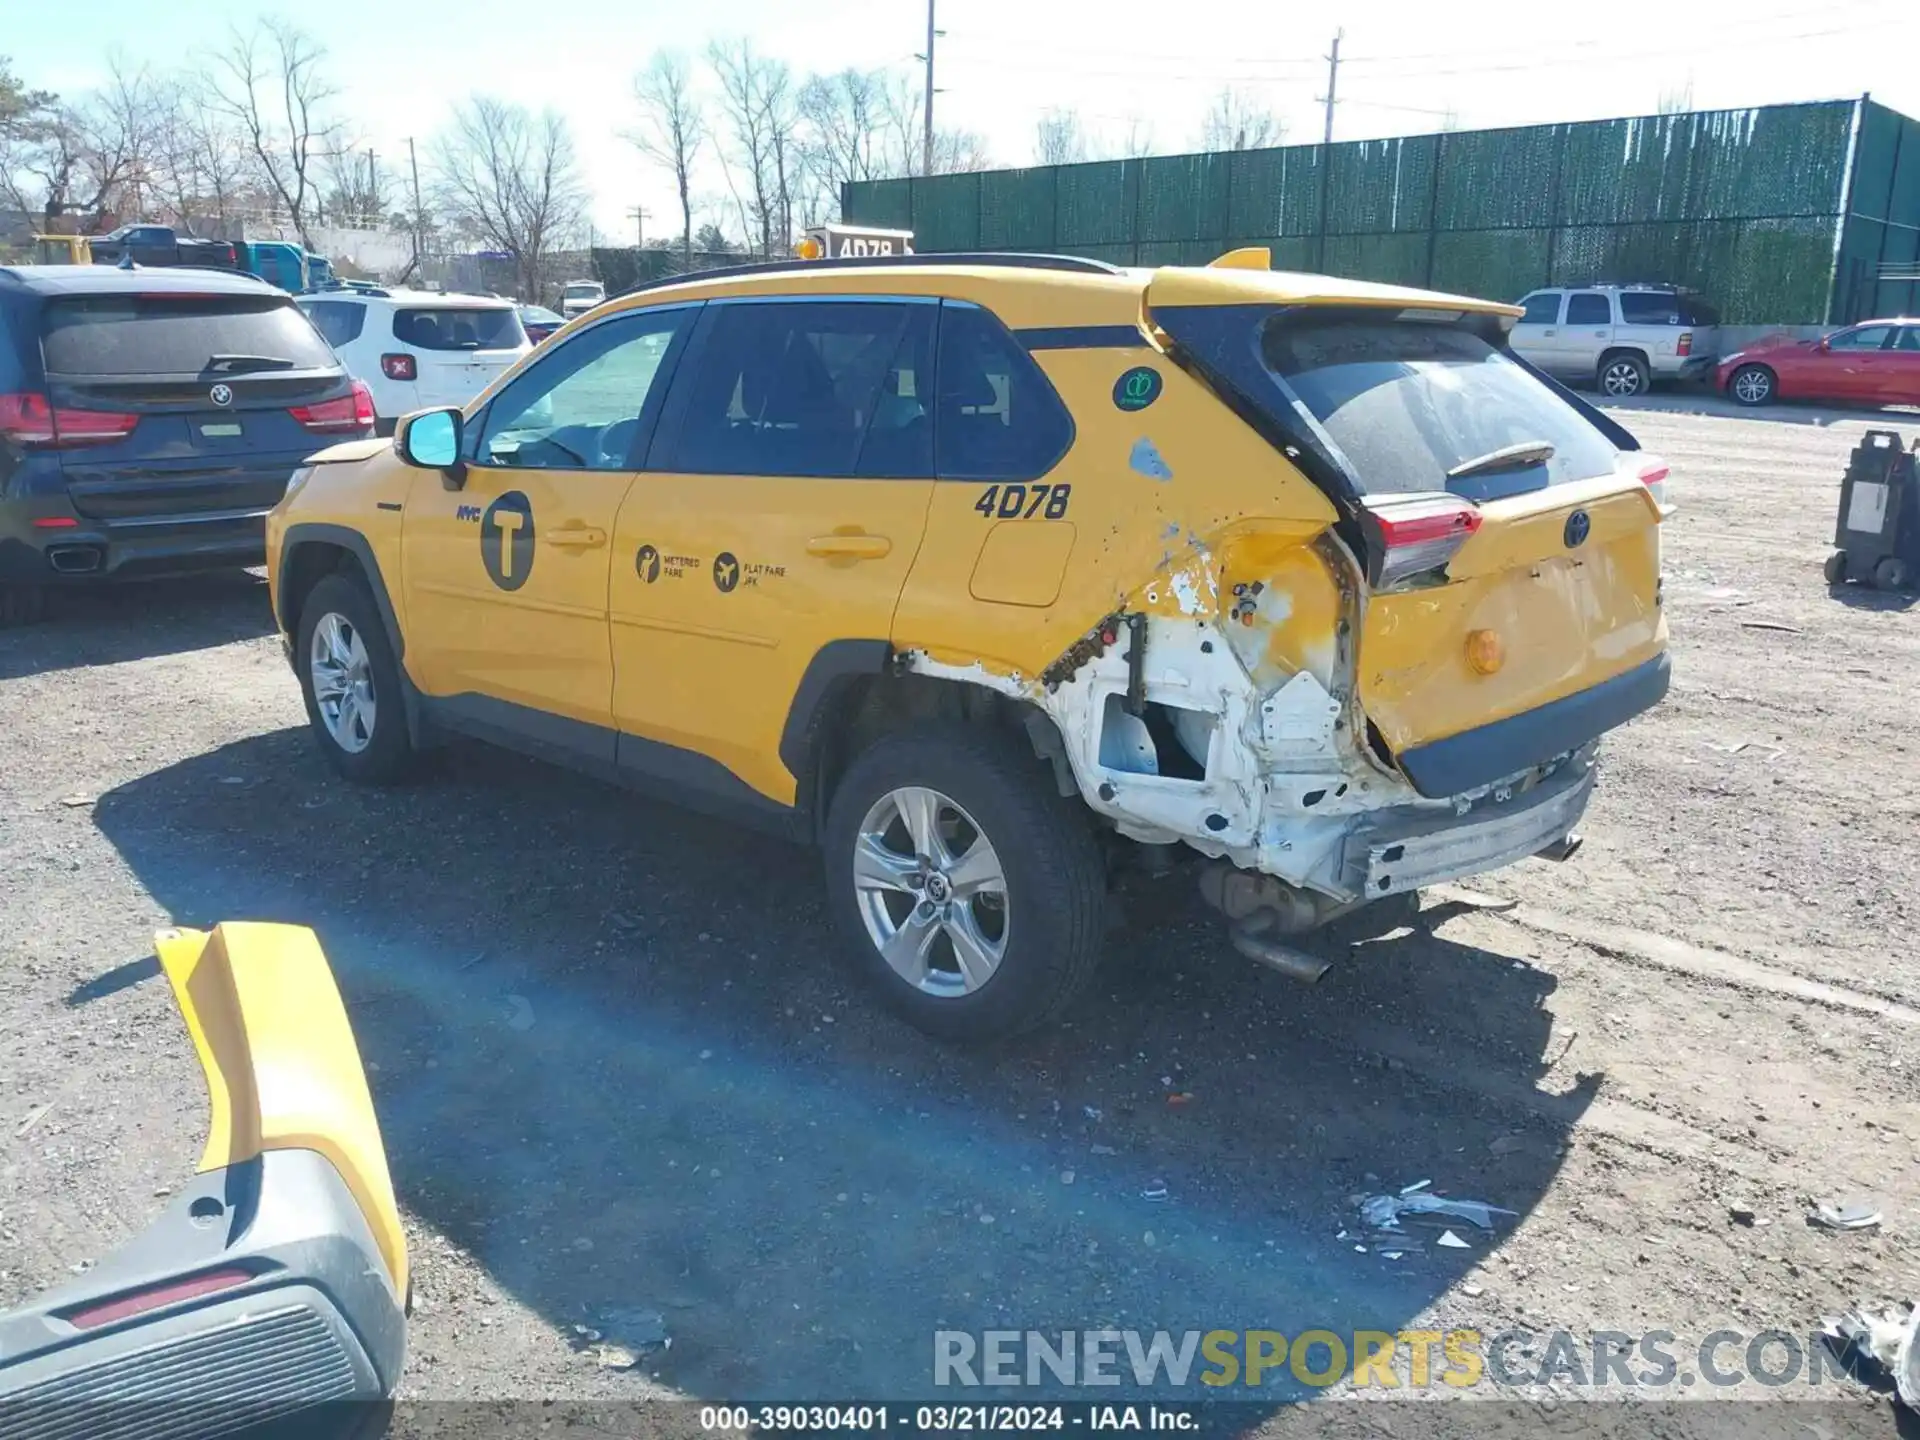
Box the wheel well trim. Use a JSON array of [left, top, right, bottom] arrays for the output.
[[778, 638, 893, 783], [278, 523, 405, 660]]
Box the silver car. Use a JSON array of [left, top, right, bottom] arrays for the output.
[[1509, 284, 1722, 397]]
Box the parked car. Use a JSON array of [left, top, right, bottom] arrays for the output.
[[558, 279, 604, 319], [89, 224, 238, 270], [519, 303, 565, 344], [296, 288, 530, 434], [266, 248, 1668, 1043], [1509, 283, 1722, 397], [1719, 319, 1920, 408], [0, 264, 372, 625]]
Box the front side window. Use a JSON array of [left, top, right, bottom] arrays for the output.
[[1565, 292, 1611, 326], [663, 300, 935, 479], [935, 302, 1075, 482], [1264, 318, 1621, 499], [393, 306, 525, 352], [1830, 325, 1895, 351], [478, 309, 688, 471], [1517, 293, 1561, 326]]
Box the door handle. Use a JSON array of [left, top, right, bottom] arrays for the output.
[[1543, 329, 1556, 336], [807, 534, 892, 560], [545, 526, 607, 549]]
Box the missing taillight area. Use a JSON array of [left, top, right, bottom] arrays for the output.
[[62, 1265, 254, 1331]]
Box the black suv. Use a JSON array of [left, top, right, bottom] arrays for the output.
[[0, 265, 372, 623]]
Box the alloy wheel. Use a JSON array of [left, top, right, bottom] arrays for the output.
[[309, 611, 378, 754], [852, 786, 1010, 998]]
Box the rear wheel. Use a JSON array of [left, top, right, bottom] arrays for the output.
[[1729, 364, 1776, 407], [295, 572, 414, 784], [1875, 556, 1912, 591], [1824, 551, 1848, 585], [824, 724, 1107, 1043], [1597, 353, 1650, 399], [0, 583, 46, 628]]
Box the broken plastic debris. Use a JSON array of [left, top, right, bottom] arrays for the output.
[[1083, 1105, 1103, 1122], [1142, 1181, 1170, 1202], [1167, 1092, 1195, 1107], [1359, 1191, 1516, 1231], [1400, 1179, 1432, 1195], [505, 994, 536, 1032], [1819, 1304, 1920, 1408], [1810, 1201, 1883, 1231], [1090, 1143, 1118, 1156], [1437, 1230, 1471, 1249]]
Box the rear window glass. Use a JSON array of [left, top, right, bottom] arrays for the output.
[[1618, 292, 1682, 325], [563, 285, 601, 300], [1263, 319, 1621, 498], [41, 295, 336, 377], [1680, 296, 1720, 326], [392, 307, 525, 351]]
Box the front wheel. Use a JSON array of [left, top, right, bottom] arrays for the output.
[[295, 572, 414, 784], [824, 724, 1107, 1043], [1598, 353, 1650, 399], [1729, 364, 1776, 407]]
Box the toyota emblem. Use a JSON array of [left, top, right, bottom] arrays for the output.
[[1564, 509, 1592, 549], [209, 383, 234, 407]]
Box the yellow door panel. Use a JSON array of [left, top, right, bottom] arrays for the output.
[[610, 475, 931, 801], [969, 521, 1076, 607], [401, 466, 627, 728], [895, 345, 1337, 678]]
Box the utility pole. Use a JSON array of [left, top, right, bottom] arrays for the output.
[[921, 0, 938, 176], [1320, 29, 1343, 146], [627, 206, 650, 248], [406, 137, 425, 277], [366, 149, 377, 227]]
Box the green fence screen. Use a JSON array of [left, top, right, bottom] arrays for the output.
[[847, 99, 1909, 324]]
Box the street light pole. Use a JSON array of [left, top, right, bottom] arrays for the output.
[[922, 0, 937, 176]]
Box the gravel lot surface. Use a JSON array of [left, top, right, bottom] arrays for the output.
[[2, 396, 1917, 1431]]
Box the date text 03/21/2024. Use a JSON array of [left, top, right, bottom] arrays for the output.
[[698, 1406, 1198, 1433]]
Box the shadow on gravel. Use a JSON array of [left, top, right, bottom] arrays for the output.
[[94, 729, 1591, 1402], [0, 571, 275, 681], [1828, 582, 1920, 613]]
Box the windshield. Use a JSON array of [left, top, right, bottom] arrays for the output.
[[41, 295, 335, 376], [391, 306, 525, 351], [1263, 318, 1621, 499]]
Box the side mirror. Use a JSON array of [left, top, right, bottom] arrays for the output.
[[1818, 337, 1832, 353], [396, 408, 466, 489]]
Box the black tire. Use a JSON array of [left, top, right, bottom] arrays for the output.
[[1875, 556, 1912, 591], [823, 723, 1107, 1043], [294, 571, 414, 784], [0, 583, 46, 628], [1824, 551, 1848, 585], [1597, 352, 1650, 399], [1728, 364, 1776, 407]]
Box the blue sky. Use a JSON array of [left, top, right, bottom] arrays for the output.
[[8, 0, 1917, 240]]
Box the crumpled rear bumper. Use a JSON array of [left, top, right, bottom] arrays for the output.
[[1341, 755, 1595, 898]]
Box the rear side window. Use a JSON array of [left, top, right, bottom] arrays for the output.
[[1264, 319, 1621, 499], [41, 295, 336, 376], [1565, 292, 1611, 325], [392, 307, 525, 351], [1517, 293, 1560, 325], [664, 301, 935, 479], [935, 302, 1074, 481], [1680, 296, 1721, 326], [303, 301, 366, 348], [1618, 292, 1682, 326]]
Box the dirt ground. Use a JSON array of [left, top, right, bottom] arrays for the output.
[[2, 394, 1918, 1430]]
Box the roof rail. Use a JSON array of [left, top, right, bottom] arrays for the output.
[[612, 250, 1122, 298]]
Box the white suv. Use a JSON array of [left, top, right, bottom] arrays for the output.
[[297, 289, 530, 432], [1508, 284, 1722, 397], [558, 280, 605, 319]]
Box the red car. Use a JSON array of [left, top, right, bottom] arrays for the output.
[[1719, 319, 1920, 408]]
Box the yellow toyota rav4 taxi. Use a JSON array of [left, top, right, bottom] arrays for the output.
[[267, 248, 1669, 1042]]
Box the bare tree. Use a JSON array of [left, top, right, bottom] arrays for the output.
[[630, 52, 705, 265], [1200, 88, 1285, 151], [320, 142, 387, 227], [431, 96, 586, 300], [204, 19, 339, 244], [798, 69, 884, 196], [871, 74, 988, 178], [1118, 116, 1155, 160], [1034, 109, 1088, 166], [2, 58, 159, 232], [1656, 82, 1695, 116], [708, 40, 798, 258], [147, 72, 250, 234], [928, 127, 991, 176]]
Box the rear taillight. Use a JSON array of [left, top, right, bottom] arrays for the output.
[[1637, 454, 1670, 505], [1363, 494, 1483, 589], [381, 353, 417, 381], [64, 1266, 253, 1331], [31, 517, 79, 529], [290, 380, 376, 434], [1676, 332, 1692, 357], [0, 392, 138, 448]]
